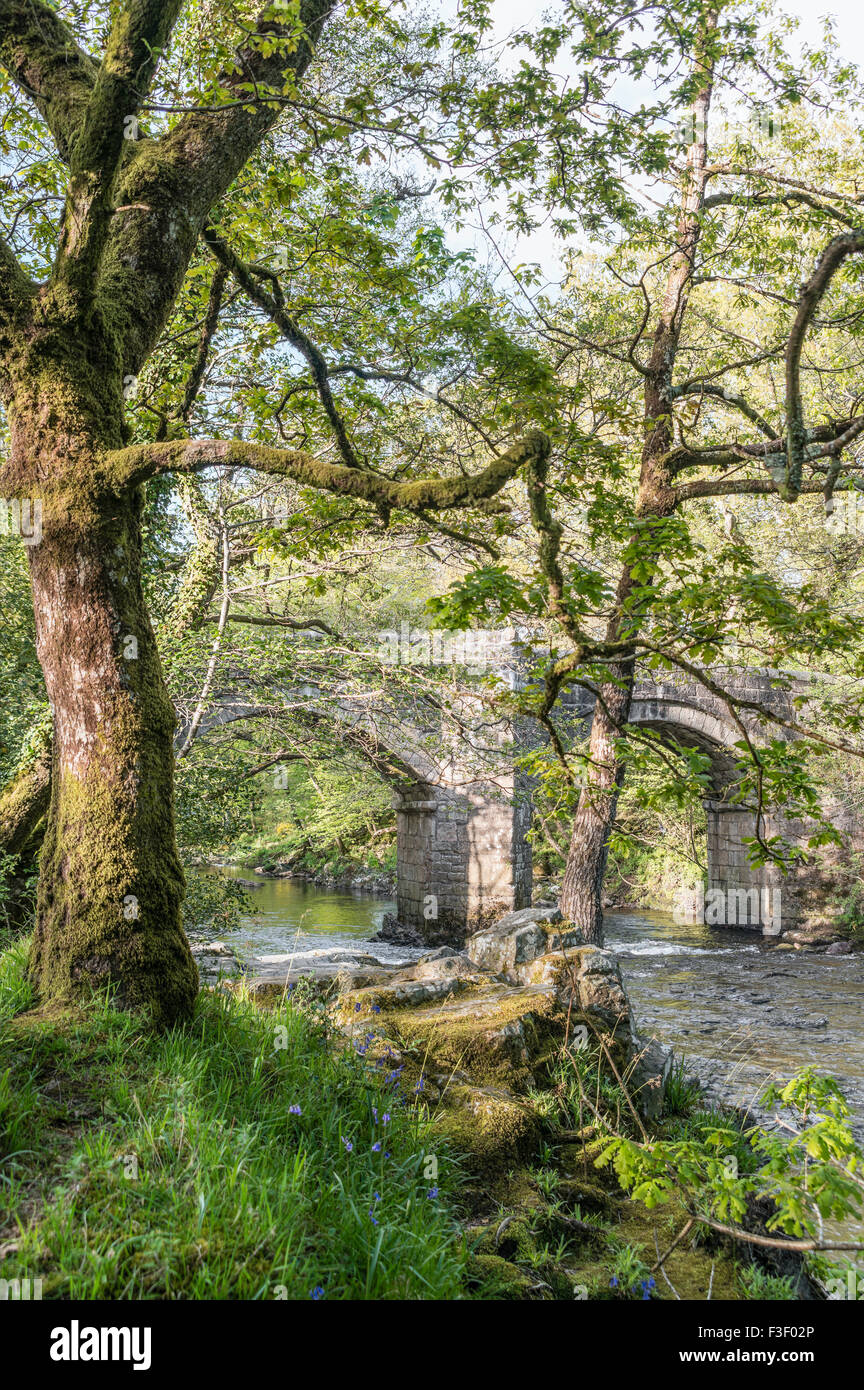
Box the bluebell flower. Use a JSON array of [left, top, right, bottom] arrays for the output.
[[288, 1104, 302, 1115], [310, 1285, 324, 1300], [372, 1004, 381, 1014], [382, 1113, 390, 1125], [341, 1136, 353, 1153], [426, 1186, 439, 1199], [610, 1276, 618, 1288], [371, 1141, 381, 1152]]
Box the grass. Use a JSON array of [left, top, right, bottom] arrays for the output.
[[0, 942, 466, 1300], [738, 1264, 798, 1300], [663, 1054, 703, 1116]]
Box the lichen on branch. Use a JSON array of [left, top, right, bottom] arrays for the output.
[[103, 430, 551, 515]]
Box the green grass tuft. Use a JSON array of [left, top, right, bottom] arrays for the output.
[[0, 945, 465, 1300]]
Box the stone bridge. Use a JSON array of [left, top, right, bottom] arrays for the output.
[[389, 663, 861, 943], [179, 673, 533, 943], [182, 654, 860, 943], [563, 668, 861, 938]]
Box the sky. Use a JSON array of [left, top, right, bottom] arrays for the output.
[[485, 0, 864, 48], [436, 1, 864, 285]]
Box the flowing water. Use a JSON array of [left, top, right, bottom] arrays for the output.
[[211, 870, 420, 967], [215, 874, 864, 1245], [606, 910, 864, 1143], [605, 909, 864, 1251]]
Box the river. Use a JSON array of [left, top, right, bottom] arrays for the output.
[[215, 874, 864, 1241]]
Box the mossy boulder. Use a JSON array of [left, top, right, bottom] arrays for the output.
[[628, 1034, 674, 1120], [465, 907, 583, 977], [330, 953, 490, 1022], [434, 1081, 543, 1174], [470, 1216, 539, 1262], [515, 945, 635, 1042], [386, 985, 565, 1092], [465, 1253, 541, 1300]]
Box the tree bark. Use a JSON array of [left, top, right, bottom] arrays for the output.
[[558, 633, 636, 942], [559, 15, 717, 942], [22, 463, 197, 1023], [0, 732, 51, 860], [0, 725, 51, 932]]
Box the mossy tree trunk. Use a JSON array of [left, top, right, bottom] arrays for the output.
[[0, 309, 198, 1019], [0, 721, 51, 932], [0, 2, 547, 1024], [0, 0, 336, 1024], [24, 446, 196, 1020]]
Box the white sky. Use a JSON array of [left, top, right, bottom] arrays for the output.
[[440, 0, 864, 285], [485, 0, 864, 47]]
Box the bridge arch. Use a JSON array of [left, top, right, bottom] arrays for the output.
[[625, 691, 783, 931], [183, 663, 860, 942]]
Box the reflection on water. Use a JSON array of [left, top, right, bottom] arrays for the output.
[[215, 873, 864, 1244], [212, 869, 416, 966]]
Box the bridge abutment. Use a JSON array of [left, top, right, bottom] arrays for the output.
[[704, 800, 785, 932], [393, 781, 532, 944]]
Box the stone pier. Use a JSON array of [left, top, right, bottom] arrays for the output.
[[704, 799, 785, 932], [393, 780, 532, 944]]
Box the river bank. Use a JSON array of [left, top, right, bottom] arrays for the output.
[[187, 886, 864, 1297]]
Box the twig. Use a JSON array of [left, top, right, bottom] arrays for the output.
[[653, 1230, 682, 1299]]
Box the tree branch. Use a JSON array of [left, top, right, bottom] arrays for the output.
[[783, 229, 864, 501], [703, 188, 859, 229], [103, 430, 551, 514], [217, 612, 339, 638], [203, 226, 363, 470], [96, 1, 334, 374], [670, 380, 776, 439], [0, 1, 97, 161], [58, 0, 185, 287], [178, 262, 229, 424], [673, 476, 860, 502], [0, 230, 35, 331]]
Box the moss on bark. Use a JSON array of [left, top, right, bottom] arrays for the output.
[[18, 432, 198, 1026]]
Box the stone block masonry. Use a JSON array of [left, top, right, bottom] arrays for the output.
[[384, 661, 863, 943], [393, 780, 532, 944]]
